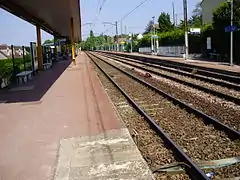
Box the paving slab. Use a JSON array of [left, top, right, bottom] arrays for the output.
[[54, 128, 154, 180]]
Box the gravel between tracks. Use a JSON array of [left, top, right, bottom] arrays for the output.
[[89, 54, 240, 179], [89, 56, 190, 180], [98, 54, 240, 132]]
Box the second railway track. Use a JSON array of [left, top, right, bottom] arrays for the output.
[[98, 52, 240, 103], [86, 52, 240, 180], [100, 51, 240, 85], [95, 52, 240, 131]]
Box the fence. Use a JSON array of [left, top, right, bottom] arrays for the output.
[[138, 47, 151, 54], [139, 46, 185, 57], [157, 46, 185, 57], [0, 45, 31, 88]]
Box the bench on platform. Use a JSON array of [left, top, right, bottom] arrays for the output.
[[209, 53, 221, 61], [16, 71, 33, 85], [43, 62, 52, 70]]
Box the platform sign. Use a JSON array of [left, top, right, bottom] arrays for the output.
[[151, 35, 158, 39], [207, 37, 211, 50], [190, 28, 201, 34], [225, 25, 238, 32], [30, 42, 38, 73], [126, 39, 132, 43]]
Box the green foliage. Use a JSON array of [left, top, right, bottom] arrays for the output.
[[81, 31, 113, 50], [43, 39, 54, 45], [158, 12, 174, 32], [158, 29, 184, 46], [124, 34, 140, 52], [0, 56, 32, 82], [138, 35, 151, 47], [178, 2, 202, 29], [90, 30, 94, 38], [210, 0, 240, 63], [213, 1, 240, 31]]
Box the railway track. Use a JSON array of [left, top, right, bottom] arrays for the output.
[[95, 52, 240, 131], [99, 52, 240, 91], [97, 52, 240, 105], [86, 52, 240, 180], [100, 51, 240, 85]]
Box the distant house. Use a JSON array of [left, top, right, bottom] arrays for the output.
[[201, 0, 225, 24], [0, 44, 11, 59], [0, 44, 28, 60]]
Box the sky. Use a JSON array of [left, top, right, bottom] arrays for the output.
[[0, 0, 200, 45]]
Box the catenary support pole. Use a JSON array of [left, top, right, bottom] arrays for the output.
[[183, 0, 189, 60]]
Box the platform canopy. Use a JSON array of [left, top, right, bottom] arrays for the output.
[[0, 0, 81, 42]]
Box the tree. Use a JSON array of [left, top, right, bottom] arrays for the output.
[[43, 39, 54, 45], [189, 2, 202, 27], [144, 20, 154, 34], [211, 1, 240, 63], [158, 12, 173, 32], [213, 1, 240, 30], [178, 2, 202, 29], [192, 2, 202, 17], [90, 30, 94, 38]]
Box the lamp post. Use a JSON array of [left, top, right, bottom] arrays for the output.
[[230, 0, 234, 66], [102, 21, 119, 51], [129, 33, 133, 53]]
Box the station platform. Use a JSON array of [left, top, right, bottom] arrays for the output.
[[0, 53, 153, 180], [105, 51, 240, 73]]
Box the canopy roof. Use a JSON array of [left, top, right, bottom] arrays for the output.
[[0, 0, 81, 42]]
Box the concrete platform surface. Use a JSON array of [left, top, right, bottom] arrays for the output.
[[54, 128, 153, 180], [0, 53, 153, 180]]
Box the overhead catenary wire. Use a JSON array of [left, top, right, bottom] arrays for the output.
[[101, 0, 152, 34], [92, 0, 108, 29], [119, 0, 151, 22]]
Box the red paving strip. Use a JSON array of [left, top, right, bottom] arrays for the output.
[[0, 53, 122, 180], [110, 51, 240, 73]]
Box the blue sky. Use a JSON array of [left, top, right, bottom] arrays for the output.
[[0, 0, 200, 45]]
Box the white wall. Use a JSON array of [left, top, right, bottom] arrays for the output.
[[201, 0, 225, 24]]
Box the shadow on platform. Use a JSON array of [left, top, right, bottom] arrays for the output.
[[0, 60, 71, 104]]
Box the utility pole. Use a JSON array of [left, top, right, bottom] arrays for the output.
[[175, 14, 178, 26], [230, 0, 234, 66], [172, 2, 175, 27], [121, 21, 123, 35], [129, 33, 133, 53], [125, 25, 127, 35], [183, 0, 189, 60], [115, 21, 119, 51], [152, 16, 156, 53]]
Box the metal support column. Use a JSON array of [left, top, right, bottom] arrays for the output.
[[70, 17, 76, 65], [115, 21, 119, 51], [36, 25, 43, 70]]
